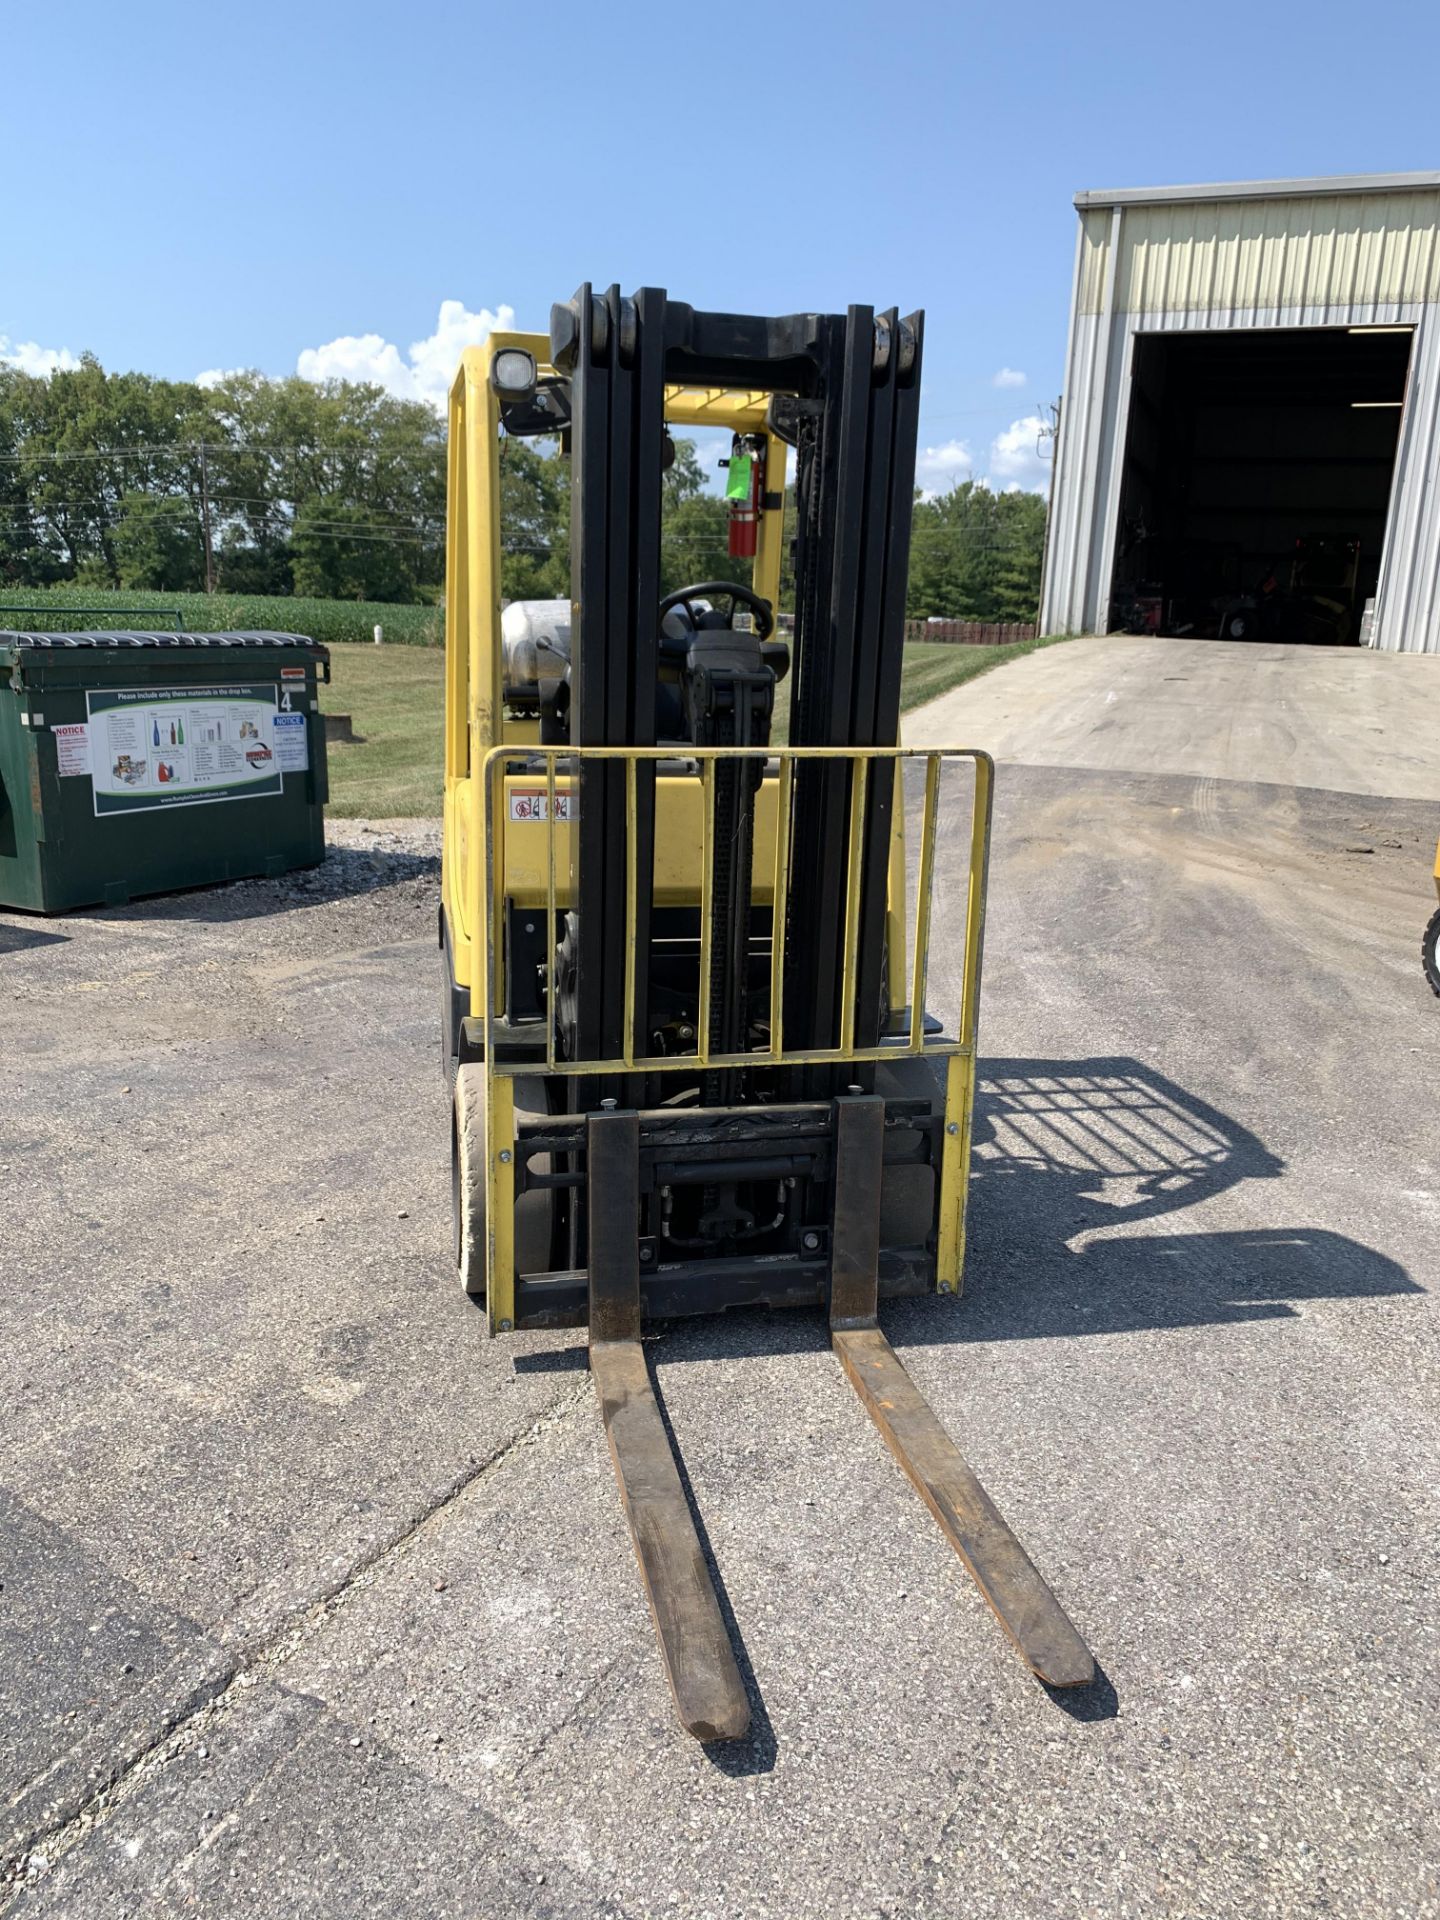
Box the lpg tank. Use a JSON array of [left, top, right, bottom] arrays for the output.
[[500, 599, 571, 714]]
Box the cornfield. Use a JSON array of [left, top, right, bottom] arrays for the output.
[[0, 587, 444, 649]]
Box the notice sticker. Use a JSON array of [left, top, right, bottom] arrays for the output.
[[272, 709, 309, 772], [53, 722, 91, 776]]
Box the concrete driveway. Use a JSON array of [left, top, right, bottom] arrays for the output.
[[908, 633, 1440, 801], [3, 649, 1439, 1919]]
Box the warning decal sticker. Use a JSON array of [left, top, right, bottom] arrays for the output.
[[507, 789, 574, 822]]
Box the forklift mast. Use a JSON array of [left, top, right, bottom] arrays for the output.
[[555, 286, 922, 1103]]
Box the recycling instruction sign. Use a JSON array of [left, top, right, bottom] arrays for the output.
[[85, 684, 283, 816]]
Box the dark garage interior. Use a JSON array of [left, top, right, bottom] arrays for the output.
[[1110, 326, 1412, 643]]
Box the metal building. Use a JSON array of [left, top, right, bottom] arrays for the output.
[[1041, 172, 1440, 654]]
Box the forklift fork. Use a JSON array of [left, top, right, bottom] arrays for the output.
[[587, 1108, 750, 1742], [587, 1098, 1093, 1746], [829, 1096, 1094, 1692]]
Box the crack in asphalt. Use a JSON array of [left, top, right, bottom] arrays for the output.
[[1, 1376, 590, 1906]]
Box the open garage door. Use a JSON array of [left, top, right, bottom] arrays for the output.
[[1111, 326, 1412, 643]]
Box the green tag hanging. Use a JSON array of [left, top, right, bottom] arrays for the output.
[[725, 453, 753, 502]]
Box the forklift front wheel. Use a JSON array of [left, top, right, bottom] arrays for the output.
[[1423, 908, 1440, 998], [453, 1066, 556, 1299]]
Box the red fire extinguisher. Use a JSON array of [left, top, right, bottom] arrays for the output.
[[725, 433, 766, 559]]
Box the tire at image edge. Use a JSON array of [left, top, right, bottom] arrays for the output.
[[452, 1068, 557, 1301], [1423, 907, 1440, 999]]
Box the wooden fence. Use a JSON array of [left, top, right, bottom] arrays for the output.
[[903, 620, 1037, 646]]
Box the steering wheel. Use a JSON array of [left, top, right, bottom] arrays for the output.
[[658, 581, 775, 642]]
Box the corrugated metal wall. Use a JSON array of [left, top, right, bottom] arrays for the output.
[[1080, 191, 1440, 318], [1043, 186, 1440, 653]]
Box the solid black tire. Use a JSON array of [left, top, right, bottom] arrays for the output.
[[1423, 907, 1440, 999]]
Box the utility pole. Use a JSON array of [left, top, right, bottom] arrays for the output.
[[198, 443, 216, 593]]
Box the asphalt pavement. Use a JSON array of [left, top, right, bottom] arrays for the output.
[[3, 648, 1439, 1919]]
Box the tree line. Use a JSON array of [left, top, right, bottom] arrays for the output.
[[906, 482, 1047, 625], [0, 357, 446, 603], [0, 356, 1045, 619]]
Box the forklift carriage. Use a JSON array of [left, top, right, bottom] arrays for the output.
[[441, 287, 1093, 1738]]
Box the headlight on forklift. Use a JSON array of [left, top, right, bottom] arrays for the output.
[[491, 348, 538, 397]]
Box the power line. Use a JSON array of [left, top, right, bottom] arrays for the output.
[[0, 512, 1039, 560]]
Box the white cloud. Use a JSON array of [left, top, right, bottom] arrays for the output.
[[408, 301, 517, 407], [984, 415, 1050, 494], [914, 438, 973, 498], [0, 334, 80, 377], [195, 367, 246, 389], [296, 299, 515, 411], [991, 366, 1027, 389]]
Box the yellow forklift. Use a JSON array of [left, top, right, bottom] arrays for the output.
[[441, 286, 1093, 1740]]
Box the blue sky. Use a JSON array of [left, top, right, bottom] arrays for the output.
[[5, 0, 1437, 495]]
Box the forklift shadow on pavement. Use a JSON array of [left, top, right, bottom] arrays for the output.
[[954, 1054, 1418, 1344], [516, 1052, 1416, 1370]]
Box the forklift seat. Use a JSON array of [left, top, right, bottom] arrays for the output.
[[655, 597, 788, 743]]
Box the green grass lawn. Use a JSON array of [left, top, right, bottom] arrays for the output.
[[321, 645, 451, 818], [321, 632, 1069, 818]]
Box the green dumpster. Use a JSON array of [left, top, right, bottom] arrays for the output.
[[0, 630, 330, 913]]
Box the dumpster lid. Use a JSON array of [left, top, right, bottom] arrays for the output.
[[0, 629, 327, 653]]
